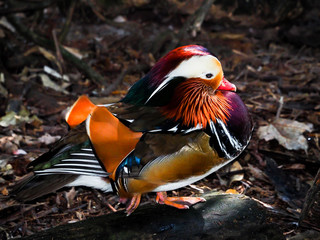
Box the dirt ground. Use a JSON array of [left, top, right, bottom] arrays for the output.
[[0, 1, 319, 239]]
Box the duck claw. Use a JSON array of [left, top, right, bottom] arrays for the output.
[[156, 192, 205, 209], [125, 194, 141, 216]]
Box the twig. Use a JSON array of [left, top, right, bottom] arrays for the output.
[[87, 0, 107, 22], [7, 14, 106, 86], [58, 0, 76, 43], [275, 96, 284, 120], [52, 29, 64, 74], [299, 168, 320, 230], [166, 0, 215, 52], [191, 0, 215, 37], [219, 169, 246, 178], [0, 0, 55, 15], [101, 64, 149, 96], [105, 201, 117, 212]]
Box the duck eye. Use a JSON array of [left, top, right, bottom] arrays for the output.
[[205, 73, 213, 78]]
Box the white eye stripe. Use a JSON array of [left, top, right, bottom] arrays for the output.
[[146, 55, 222, 103], [166, 55, 221, 80]]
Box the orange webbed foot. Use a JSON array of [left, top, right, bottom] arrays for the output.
[[125, 194, 141, 216], [156, 192, 206, 209]]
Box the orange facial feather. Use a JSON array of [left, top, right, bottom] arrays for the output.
[[162, 79, 232, 127]]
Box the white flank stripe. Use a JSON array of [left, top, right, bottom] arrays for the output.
[[70, 153, 95, 157], [66, 175, 112, 192], [35, 168, 107, 175], [81, 148, 93, 151], [54, 163, 103, 169], [61, 159, 99, 163], [36, 171, 107, 177]]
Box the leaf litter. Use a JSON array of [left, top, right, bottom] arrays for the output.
[[258, 118, 314, 152], [0, 1, 319, 239]]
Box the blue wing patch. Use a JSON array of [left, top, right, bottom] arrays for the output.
[[115, 152, 142, 179]]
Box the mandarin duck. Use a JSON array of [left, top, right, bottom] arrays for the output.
[[12, 45, 253, 215]]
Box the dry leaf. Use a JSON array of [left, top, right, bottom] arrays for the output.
[[225, 189, 239, 194], [0, 111, 17, 127], [76, 211, 85, 221], [247, 164, 269, 182], [24, 46, 56, 62], [0, 82, 8, 97], [65, 187, 78, 208], [1, 187, 8, 196], [0, 16, 15, 32], [44, 66, 69, 82], [210, 32, 246, 40], [38, 74, 69, 94], [229, 161, 244, 184], [38, 133, 61, 145], [0, 135, 20, 153], [13, 149, 27, 155], [113, 15, 126, 23], [0, 107, 42, 127], [63, 46, 84, 59], [257, 118, 314, 151], [283, 163, 306, 170], [24, 46, 63, 71]]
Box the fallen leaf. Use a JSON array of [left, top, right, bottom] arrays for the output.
[[211, 32, 246, 40], [113, 15, 127, 23], [44, 66, 69, 82], [65, 187, 78, 208], [0, 28, 4, 38], [0, 106, 42, 128], [283, 163, 306, 170], [68, 220, 79, 224], [38, 73, 69, 94], [76, 211, 85, 221], [0, 82, 8, 97], [24, 46, 55, 61], [13, 149, 27, 155], [0, 135, 21, 153], [63, 46, 84, 59], [0, 111, 17, 127], [257, 118, 314, 151], [0, 16, 15, 32], [229, 161, 244, 184], [38, 133, 61, 145], [1, 187, 8, 196], [0, 157, 10, 169], [225, 189, 239, 194], [246, 164, 269, 182]]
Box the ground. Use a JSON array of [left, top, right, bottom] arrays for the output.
[[0, 0, 319, 239]]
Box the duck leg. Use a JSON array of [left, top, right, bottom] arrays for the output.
[[125, 194, 141, 216], [156, 192, 205, 209]]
